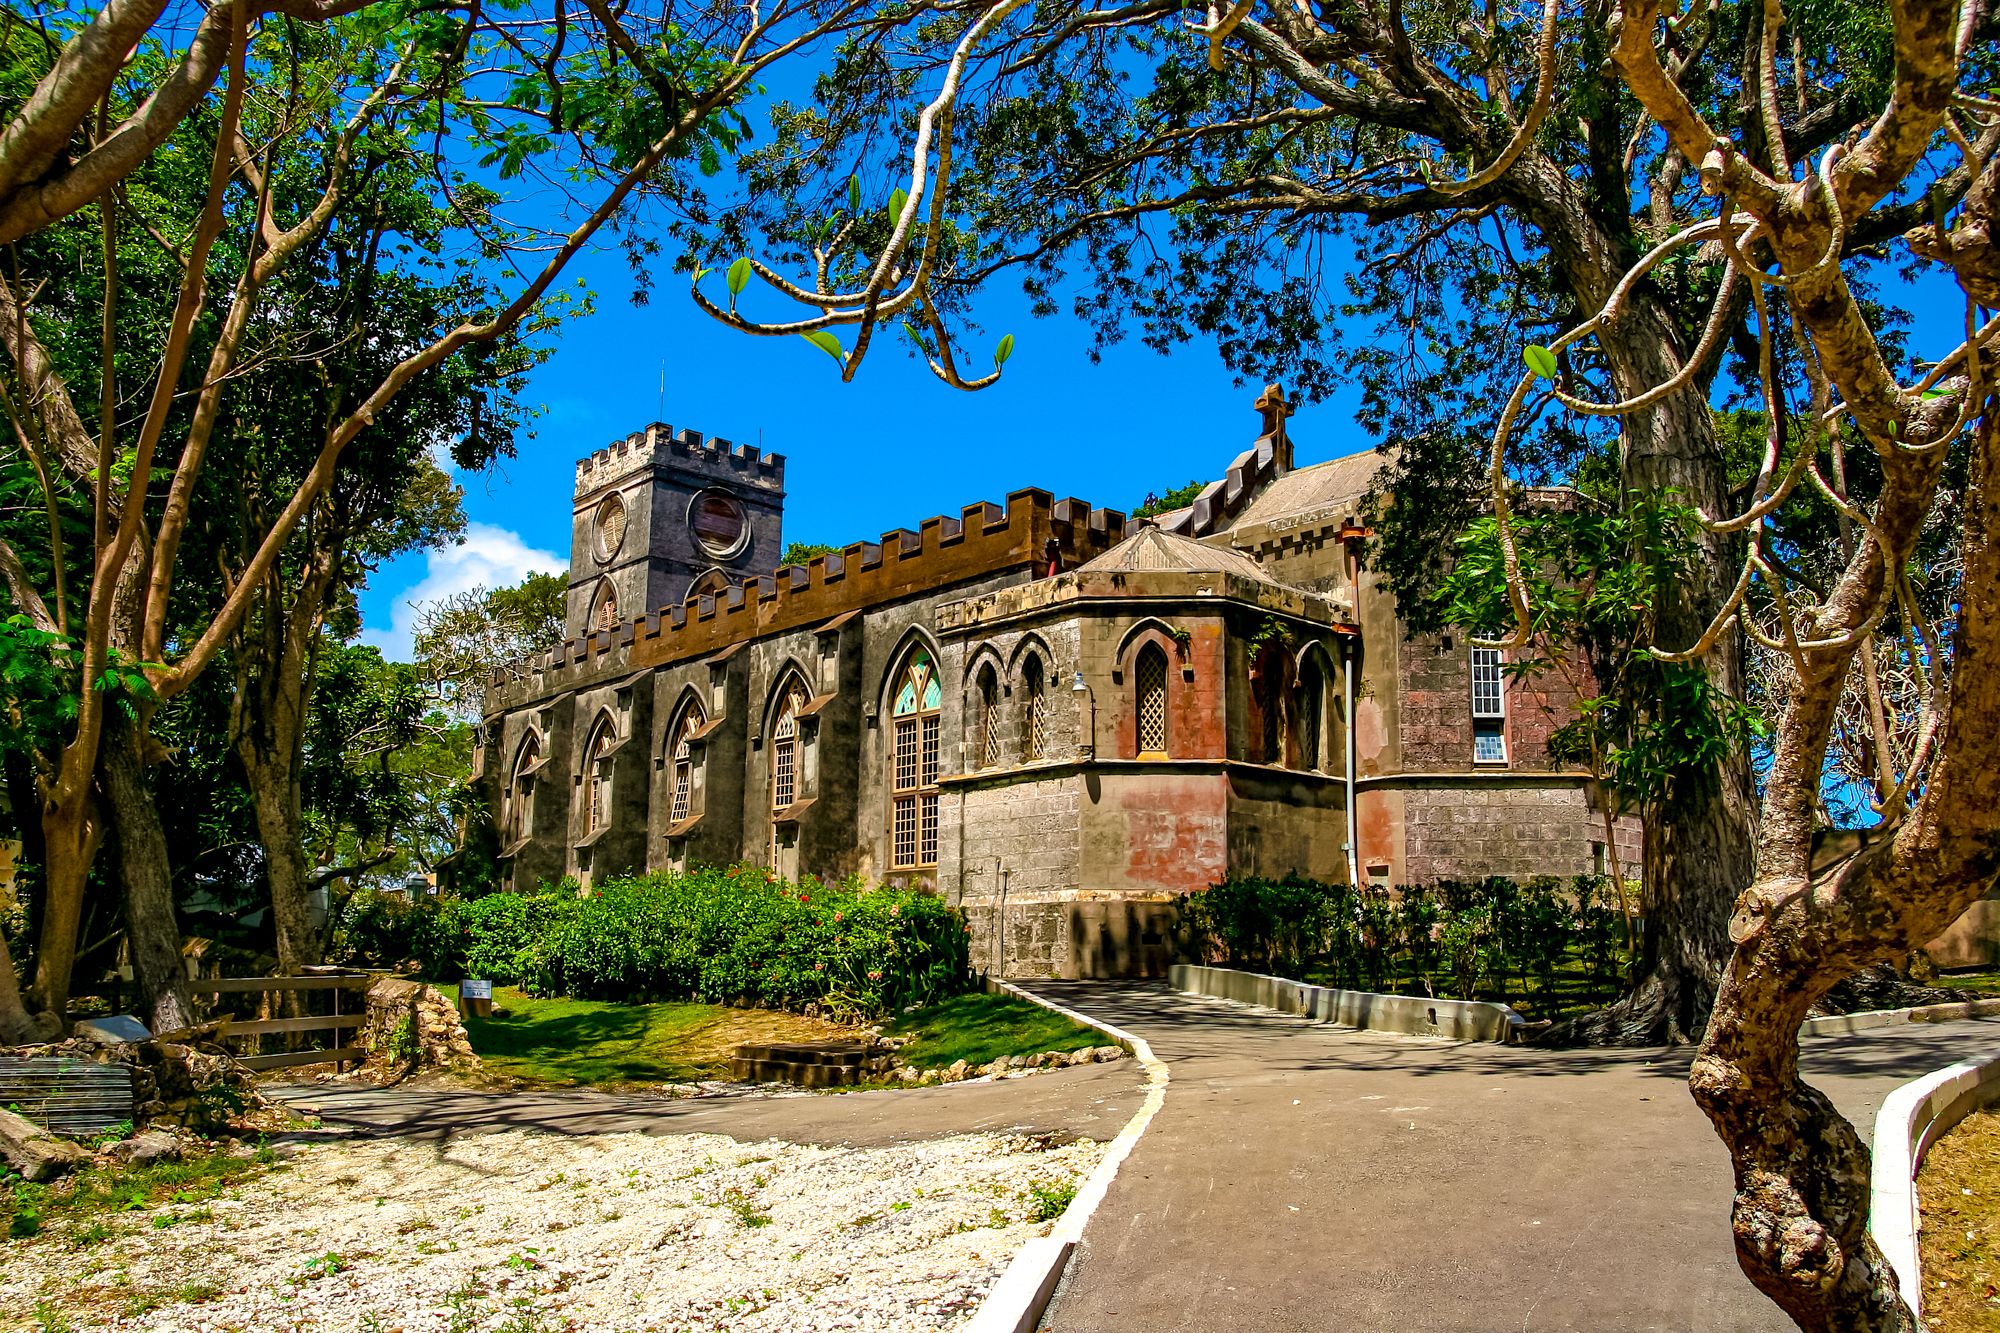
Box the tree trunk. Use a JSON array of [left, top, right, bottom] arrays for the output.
[[0, 929, 53, 1045], [239, 741, 319, 975], [1526, 183, 1761, 1042], [97, 723, 195, 1034], [1689, 406, 2000, 1332], [28, 781, 98, 1022]]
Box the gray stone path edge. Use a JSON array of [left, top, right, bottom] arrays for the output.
[[961, 982, 1171, 1333]]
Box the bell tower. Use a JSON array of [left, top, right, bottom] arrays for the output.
[[566, 422, 786, 639]]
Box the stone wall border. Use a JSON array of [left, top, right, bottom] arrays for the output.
[[1800, 997, 2000, 1038], [1869, 1044, 2000, 1316], [962, 979, 1170, 1333], [1167, 963, 1525, 1042]]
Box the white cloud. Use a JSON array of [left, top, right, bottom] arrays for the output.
[[361, 522, 565, 662]]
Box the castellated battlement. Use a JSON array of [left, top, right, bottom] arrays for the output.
[[572, 421, 786, 498], [487, 488, 1127, 711]]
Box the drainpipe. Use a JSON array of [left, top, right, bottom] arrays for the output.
[[1344, 639, 1361, 889]]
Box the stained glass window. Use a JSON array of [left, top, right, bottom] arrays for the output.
[[891, 649, 940, 868], [1136, 644, 1169, 755]]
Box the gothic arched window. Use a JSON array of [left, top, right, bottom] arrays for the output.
[[668, 702, 704, 822], [1135, 643, 1169, 757], [1252, 642, 1290, 765], [593, 581, 620, 632], [584, 714, 618, 833], [1297, 652, 1327, 772], [771, 679, 808, 813], [508, 732, 541, 843], [1022, 655, 1048, 761], [889, 647, 941, 869], [975, 664, 1000, 769]]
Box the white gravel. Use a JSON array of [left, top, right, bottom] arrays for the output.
[[2, 1127, 1103, 1332]]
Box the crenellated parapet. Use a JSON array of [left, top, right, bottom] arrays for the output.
[[573, 421, 785, 499], [487, 487, 1128, 714]]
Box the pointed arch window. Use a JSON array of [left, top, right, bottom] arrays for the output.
[[1023, 655, 1048, 762], [771, 679, 807, 813], [975, 664, 1000, 769], [1297, 653, 1327, 772], [584, 714, 618, 833], [507, 733, 541, 843], [593, 581, 620, 632], [890, 648, 941, 869], [669, 703, 704, 822], [1252, 642, 1290, 765], [1135, 643, 1169, 757]]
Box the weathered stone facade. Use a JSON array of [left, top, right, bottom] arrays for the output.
[[478, 387, 1640, 978]]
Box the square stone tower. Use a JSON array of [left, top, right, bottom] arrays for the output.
[[566, 422, 786, 638]]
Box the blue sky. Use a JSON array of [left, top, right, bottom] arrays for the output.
[[357, 245, 1374, 658]]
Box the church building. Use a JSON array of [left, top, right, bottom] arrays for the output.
[[477, 387, 1639, 977]]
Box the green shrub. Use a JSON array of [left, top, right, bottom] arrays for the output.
[[330, 865, 971, 1021], [1185, 873, 1635, 1009]]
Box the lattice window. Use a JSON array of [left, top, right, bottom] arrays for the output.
[[1299, 661, 1323, 772], [1471, 646, 1507, 765], [977, 667, 1000, 769], [890, 648, 940, 868], [1023, 656, 1047, 761], [669, 706, 701, 822], [585, 715, 617, 833], [772, 684, 804, 812], [1470, 646, 1505, 717], [509, 733, 540, 842], [1136, 644, 1169, 755]]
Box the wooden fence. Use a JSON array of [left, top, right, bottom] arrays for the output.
[[179, 973, 374, 1072]]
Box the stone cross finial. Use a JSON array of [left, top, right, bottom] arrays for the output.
[[1254, 383, 1292, 472]]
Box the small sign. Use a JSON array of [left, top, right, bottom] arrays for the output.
[[461, 980, 494, 1001]]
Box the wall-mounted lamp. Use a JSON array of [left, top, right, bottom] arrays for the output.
[[1072, 671, 1097, 758]]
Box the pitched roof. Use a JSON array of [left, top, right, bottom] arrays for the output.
[[1226, 448, 1384, 532], [1077, 524, 1276, 583]]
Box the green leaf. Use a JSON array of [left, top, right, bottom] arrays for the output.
[[692, 264, 711, 284], [726, 257, 752, 298], [994, 333, 1015, 367], [848, 174, 861, 214], [1922, 387, 1950, 401], [889, 187, 908, 220], [1523, 345, 1558, 380], [801, 330, 845, 364]]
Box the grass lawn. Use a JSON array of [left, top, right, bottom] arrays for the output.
[[454, 986, 858, 1089], [884, 993, 1102, 1070], [3, 1140, 275, 1244]]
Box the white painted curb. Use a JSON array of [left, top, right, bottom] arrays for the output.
[[960, 981, 1170, 1333], [1870, 1046, 2000, 1317], [1801, 997, 2000, 1038], [1169, 963, 1525, 1042]]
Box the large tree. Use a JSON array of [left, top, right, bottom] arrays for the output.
[[0, 0, 919, 1041], [690, 0, 1996, 1324]]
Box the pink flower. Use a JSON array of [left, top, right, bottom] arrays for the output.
[[867, 970, 882, 981], [833, 912, 844, 923], [889, 905, 900, 918], [814, 962, 824, 971]]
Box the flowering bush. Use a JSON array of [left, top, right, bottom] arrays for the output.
[[331, 866, 971, 1020]]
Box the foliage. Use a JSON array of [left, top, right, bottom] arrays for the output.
[[1185, 874, 1633, 1016], [779, 541, 841, 567], [1, 1143, 271, 1245], [1132, 481, 1205, 519], [331, 866, 972, 1020], [411, 573, 568, 718], [1432, 495, 1765, 818]]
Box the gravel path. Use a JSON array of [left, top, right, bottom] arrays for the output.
[[2, 1127, 1104, 1333]]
